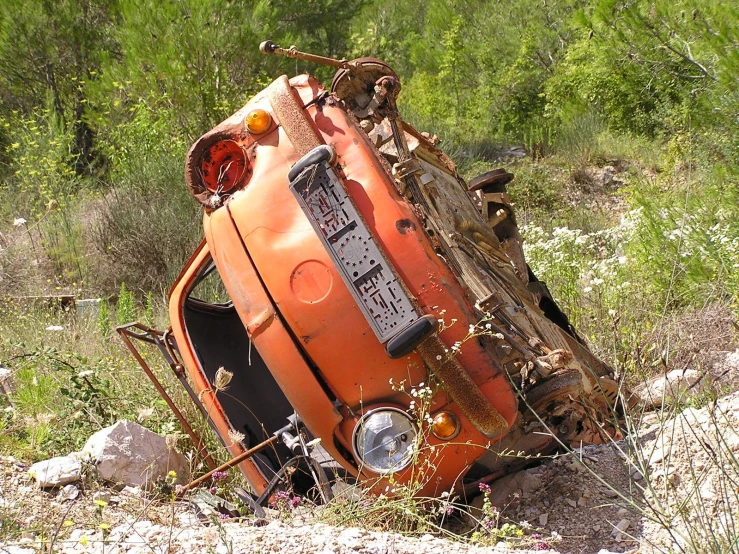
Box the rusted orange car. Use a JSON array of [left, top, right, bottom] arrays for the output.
[[119, 43, 626, 508]]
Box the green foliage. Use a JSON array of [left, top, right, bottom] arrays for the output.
[[97, 299, 111, 337], [0, 109, 79, 220], [116, 282, 135, 325]]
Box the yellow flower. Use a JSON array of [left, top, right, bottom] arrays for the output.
[[168, 470, 177, 478], [94, 499, 108, 508], [80, 536, 88, 546], [63, 520, 74, 528]]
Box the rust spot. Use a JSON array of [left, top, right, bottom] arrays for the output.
[[301, 335, 312, 344], [395, 219, 416, 234], [353, 138, 359, 145]]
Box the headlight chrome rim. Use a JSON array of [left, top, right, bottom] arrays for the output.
[[352, 407, 417, 474]]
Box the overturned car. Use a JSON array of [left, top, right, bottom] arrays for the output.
[[119, 43, 628, 508]]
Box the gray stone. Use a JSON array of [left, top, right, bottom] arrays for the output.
[[93, 490, 111, 504], [58, 483, 79, 501], [636, 369, 702, 409], [79, 420, 190, 488], [28, 456, 81, 487], [612, 518, 630, 535]]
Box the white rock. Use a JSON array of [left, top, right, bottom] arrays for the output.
[[612, 518, 630, 535], [1, 546, 36, 554], [80, 420, 190, 488], [337, 528, 365, 550], [28, 456, 81, 487], [538, 513, 548, 526], [59, 483, 80, 501], [637, 369, 702, 408], [93, 490, 111, 504]]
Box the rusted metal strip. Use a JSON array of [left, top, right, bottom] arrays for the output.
[[178, 435, 280, 495], [417, 334, 509, 440], [267, 75, 322, 157], [116, 323, 217, 471]]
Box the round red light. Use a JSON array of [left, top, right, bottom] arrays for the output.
[[199, 140, 247, 193]]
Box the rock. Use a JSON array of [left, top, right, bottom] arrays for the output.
[[28, 456, 81, 487], [636, 369, 702, 409], [1, 546, 36, 554], [93, 490, 112, 504], [472, 469, 544, 510], [612, 519, 630, 535], [121, 485, 142, 496], [80, 420, 190, 488], [336, 527, 365, 550], [648, 443, 671, 467], [538, 513, 548, 526], [59, 483, 79, 501]]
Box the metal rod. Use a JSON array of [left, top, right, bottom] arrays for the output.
[[178, 435, 280, 495], [116, 325, 218, 470], [260, 40, 350, 69]]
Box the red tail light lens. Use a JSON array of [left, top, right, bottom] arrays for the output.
[[200, 140, 247, 193]]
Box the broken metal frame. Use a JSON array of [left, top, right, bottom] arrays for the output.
[[116, 322, 218, 471], [117, 322, 333, 506]]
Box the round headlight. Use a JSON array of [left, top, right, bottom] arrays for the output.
[[352, 408, 417, 474]]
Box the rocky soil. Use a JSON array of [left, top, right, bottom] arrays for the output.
[[2, 350, 739, 554]]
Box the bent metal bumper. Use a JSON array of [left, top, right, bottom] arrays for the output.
[[287, 144, 508, 440]]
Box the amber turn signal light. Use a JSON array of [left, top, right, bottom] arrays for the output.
[[245, 109, 272, 134], [431, 411, 460, 440]]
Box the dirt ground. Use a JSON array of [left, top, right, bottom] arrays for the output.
[[3, 350, 739, 554]]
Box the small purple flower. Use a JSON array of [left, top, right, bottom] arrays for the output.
[[531, 533, 542, 540], [445, 505, 455, 516], [219, 513, 230, 520], [274, 490, 291, 501], [534, 541, 552, 551], [211, 471, 229, 482], [478, 482, 492, 494], [209, 486, 217, 494], [482, 519, 496, 530], [289, 496, 302, 509]]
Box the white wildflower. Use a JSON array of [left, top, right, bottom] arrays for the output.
[[13, 217, 26, 227], [214, 366, 233, 391], [45, 325, 64, 331], [227, 428, 245, 445], [77, 370, 93, 378]]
